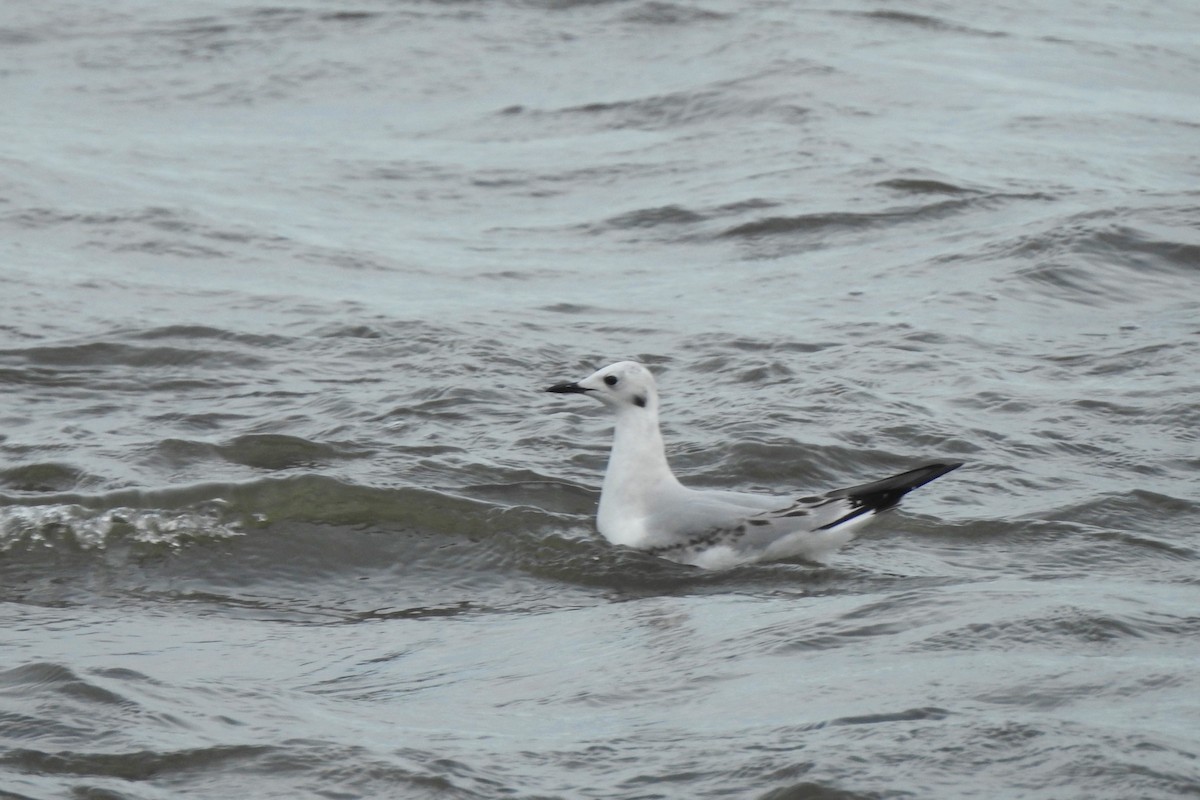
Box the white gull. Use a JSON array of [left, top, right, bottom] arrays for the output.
[[546, 360, 961, 569]]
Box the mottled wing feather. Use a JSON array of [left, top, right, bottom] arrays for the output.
[[645, 494, 857, 559], [643, 521, 751, 559], [642, 463, 963, 564]]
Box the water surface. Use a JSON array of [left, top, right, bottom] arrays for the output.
[[2, 1, 1198, 798]]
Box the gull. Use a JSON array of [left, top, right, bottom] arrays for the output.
[[546, 361, 961, 569]]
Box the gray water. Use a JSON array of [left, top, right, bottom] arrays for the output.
[[2, 1, 1199, 798]]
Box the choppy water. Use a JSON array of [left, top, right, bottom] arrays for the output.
[[2, 1, 1199, 798]]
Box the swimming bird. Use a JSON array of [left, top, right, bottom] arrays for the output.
[[546, 361, 961, 569]]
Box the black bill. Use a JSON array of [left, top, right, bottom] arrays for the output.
[[545, 381, 591, 394]]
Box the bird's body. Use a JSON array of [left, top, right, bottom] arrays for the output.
[[547, 361, 961, 569]]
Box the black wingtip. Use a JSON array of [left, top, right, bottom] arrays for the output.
[[828, 461, 963, 513]]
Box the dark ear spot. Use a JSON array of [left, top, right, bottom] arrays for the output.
[[634, 394, 647, 408]]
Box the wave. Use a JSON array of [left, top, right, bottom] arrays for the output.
[[0, 475, 541, 553], [0, 472, 927, 613]]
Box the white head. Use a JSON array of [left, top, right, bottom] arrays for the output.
[[545, 361, 659, 413]]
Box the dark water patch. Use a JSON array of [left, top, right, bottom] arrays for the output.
[[814, 706, 952, 730], [731, 361, 796, 384], [721, 211, 884, 239], [995, 209, 1200, 306], [715, 197, 786, 215], [494, 88, 806, 136], [757, 782, 889, 800], [144, 411, 252, 432], [8, 206, 288, 254], [130, 6, 392, 70], [951, 390, 1037, 415], [0, 27, 40, 46], [318, 11, 383, 25], [525, 0, 649, 11], [312, 323, 387, 339], [474, 266, 572, 280], [2, 744, 273, 782], [102, 239, 228, 258], [463, 476, 593, 515], [3, 736, 504, 799], [291, 316, 482, 361], [6, 208, 147, 231], [602, 204, 707, 230], [919, 608, 1154, 654], [904, 717, 1200, 797], [383, 386, 507, 423], [718, 197, 980, 242], [217, 434, 373, 471], [1038, 491, 1198, 560], [936, 516, 1196, 584], [757, 589, 957, 654], [151, 435, 370, 472], [1011, 261, 1140, 307], [1038, 341, 1188, 377], [0, 663, 173, 758], [87, 667, 158, 684], [1069, 397, 1153, 418], [0, 709, 101, 755], [877, 177, 976, 195], [1084, 222, 1200, 275], [0, 664, 131, 709], [0, 463, 100, 493], [977, 679, 1133, 713], [144, 437, 225, 471], [125, 324, 292, 348], [289, 744, 508, 800], [312, 482, 544, 537], [685, 334, 841, 358], [846, 9, 1007, 38], [619, 2, 730, 26], [334, 600, 477, 624], [0, 323, 42, 342], [0, 341, 267, 371], [1045, 489, 1195, 530], [390, 444, 469, 458]]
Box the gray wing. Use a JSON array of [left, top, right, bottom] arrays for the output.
[[643, 462, 962, 562], [641, 492, 854, 560]]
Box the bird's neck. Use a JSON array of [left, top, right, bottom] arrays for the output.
[[599, 404, 681, 517]]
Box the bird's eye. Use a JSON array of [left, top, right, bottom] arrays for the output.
[[604, 375, 618, 387]]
